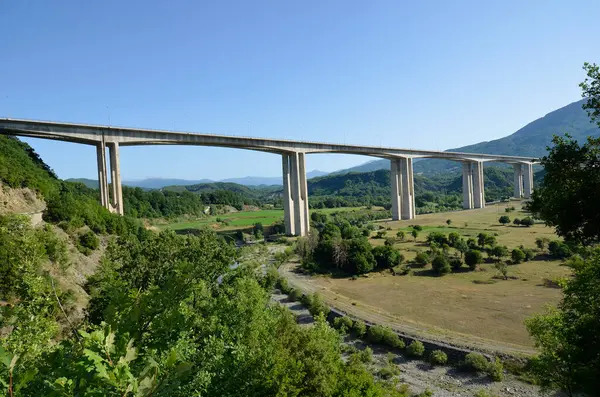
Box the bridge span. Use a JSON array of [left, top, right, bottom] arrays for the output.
[[0, 118, 537, 236]]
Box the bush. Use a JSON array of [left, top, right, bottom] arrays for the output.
[[486, 357, 504, 381], [415, 388, 433, 397], [378, 364, 400, 379], [277, 277, 291, 294], [261, 266, 279, 289], [396, 230, 405, 241], [449, 256, 463, 271], [519, 217, 535, 227], [382, 328, 405, 349], [535, 237, 549, 250], [307, 293, 330, 317], [357, 346, 373, 363], [513, 218, 521, 226], [410, 225, 423, 231], [523, 248, 536, 261], [429, 350, 448, 365], [413, 252, 429, 267], [79, 230, 99, 251], [498, 215, 511, 225], [288, 288, 302, 301], [465, 249, 483, 270], [426, 231, 448, 246], [511, 248, 526, 264], [406, 340, 425, 357], [367, 325, 385, 343], [464, 352, 489, 372], [548, 240, 571, 259], [431, 254, 451, 275], [352, 320, 367, 337]]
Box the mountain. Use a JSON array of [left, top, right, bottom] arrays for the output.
[[68, 170, 328, 189], [334, 99, 600, 176]]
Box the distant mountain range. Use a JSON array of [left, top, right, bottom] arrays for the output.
[[67, 170, 328, 189], [333, 99, 600, 175]]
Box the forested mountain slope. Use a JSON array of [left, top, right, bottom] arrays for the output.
[[335, 99, 598, 175]]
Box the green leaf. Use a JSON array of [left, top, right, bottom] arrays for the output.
[[0, 346, 13, 368]]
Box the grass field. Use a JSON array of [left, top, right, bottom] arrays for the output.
[[156, 206, 373, 231], [284, 200, 570, 352]]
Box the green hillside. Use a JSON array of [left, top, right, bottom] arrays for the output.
[[336, 99, 599, 175]]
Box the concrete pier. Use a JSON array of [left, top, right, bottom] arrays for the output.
[[108, 142, 124, 215], [523, 163, 533, 199], [462, 162, 473, 209], [513, 164, 523, 198], [400, 157, 415, 220], [390, 159, 401, 221], [96, 143, 109, 208], [282, 154, 295, 235], [472, 161, 485, 209]]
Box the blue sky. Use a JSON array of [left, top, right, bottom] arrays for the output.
[[1, 0, 598, 180]]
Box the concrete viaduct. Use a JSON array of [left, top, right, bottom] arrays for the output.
[[0, 119, 537, 237]]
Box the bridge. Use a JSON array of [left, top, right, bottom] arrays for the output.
[[0, 118, 537, 236]]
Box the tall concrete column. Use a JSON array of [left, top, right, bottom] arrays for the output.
[[390, 159, 401, 220], [298, 152, 310, 234], [462, 162, 473, 209], [400, 157, 415, 220], [108, 142, 124, 215], [289, 152, 306, 237], [523, 163, 533, 199], [513, 164, 523, 198], [281, 154, 295, 236], [96, 142, 109, 210], [472, 161, 485, 209]]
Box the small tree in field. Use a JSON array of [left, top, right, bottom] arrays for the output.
[[432, 255, 451, 275], [499, 215, 511, 225], [396, 230, 405, 241], [446, 219, 452, 226], [511, 248, 526, 264], [465, 250, 483, 270], [513, 218, 521, 226], [411, 229, 419, 242]]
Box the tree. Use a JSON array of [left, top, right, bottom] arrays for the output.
[[526, 248, 600, 396], [396, 230, 405, 241], [477, 233, 487, 247], [498, 215, 511, 225], [535, 237, 550, 250], [372, 245, 403, 270], [519, 217, 534, 227], [411, 229, 419, 242], [431, 254, 451, 275], [447, 232, 461, 247], [528, 134, 600, 244], [490, 245, 509, 261], [513, 218, 521, 226], [511, 248, 526, 264], [580, 62, 600, 127], [446, 219, 452, 225], [465, 250, 483, 270]]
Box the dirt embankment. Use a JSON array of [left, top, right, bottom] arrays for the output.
[[0, 182, 45, 216]]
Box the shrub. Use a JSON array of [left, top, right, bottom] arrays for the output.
[[519, 217, 535, 227], [431, 254, 451, 275], [406, 340, 425, 357], [415, 388, 433, 397], [426, 231, 448, 246], [486, 357, 504, 381], [513, 218, 521, 226], [396, 230, 405, 241], [382, 328, 405, 349], [384, 237, 395, 246], [413, 252, 429, 267], [277, 277, 291, 294], [357, 346, 373, 363], [288, 288, 302, 301], [375, 230, 387, 239], [490, 245, 509, 261], [367, 324, 385, 343], [378, 364, 400, 379], [449, 256, 463, 271], [340, 316, 354, 330], [352, 320, 367, 337], [548, 240, 571, 259], [262, 266, 279, 289], [79, 230, 99, 251], [307, 293, 330, 317], [535, 237, 549, 250], [410, 224, 423, 231], [464, 352, 489, 372], [464, 249, 483, 271], [446, 219, 452, 225], [523, 248, 536, 261], [429, 350, 448, 365], [495, 262, 508, 279], [498, 215, 511, 225], [511, 248, 526, 264]]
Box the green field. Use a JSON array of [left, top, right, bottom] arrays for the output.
[[155, 206, 374, 231]]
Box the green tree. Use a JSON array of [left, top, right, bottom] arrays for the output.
[[464, 250, 483, 271], [411, 229, 419, 242], [396, 230, 405, 241], [511, 248, 526, 264], [580, 62, 600, 127], [498, 215, 511, 225], [431, 255, 450, 275], [526, 249, 600, 396], [528, 134, 600, 244]]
